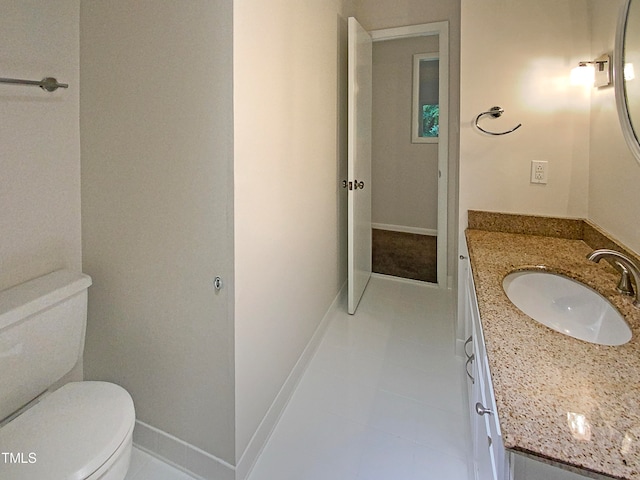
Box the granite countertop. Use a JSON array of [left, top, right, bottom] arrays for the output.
[[466, 228, 640, 480]]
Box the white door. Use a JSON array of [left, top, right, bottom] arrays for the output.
[[347, 17, 372, 314]]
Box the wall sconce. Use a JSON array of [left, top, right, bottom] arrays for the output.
[[571, 54, 611, 87]]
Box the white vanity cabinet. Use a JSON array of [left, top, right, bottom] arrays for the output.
[[462, 252, 509, 480]]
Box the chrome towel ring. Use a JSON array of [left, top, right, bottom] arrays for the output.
[[475, 106, 522, 136]]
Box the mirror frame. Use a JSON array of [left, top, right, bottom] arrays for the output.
[[615, 0, 640, 164]]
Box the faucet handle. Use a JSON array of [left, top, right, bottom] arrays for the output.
[[587, 248, 640, 307], [615, 261, 635, 296]]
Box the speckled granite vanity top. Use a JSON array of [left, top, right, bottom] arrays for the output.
[[466, 211, 640, 479]]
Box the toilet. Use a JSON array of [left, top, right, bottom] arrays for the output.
[[0, 270, 135, 480]]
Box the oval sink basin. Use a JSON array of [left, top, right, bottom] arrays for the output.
[[502, 271, 632, 346]]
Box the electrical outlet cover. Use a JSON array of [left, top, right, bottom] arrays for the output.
[[530, 160, 548, 184]]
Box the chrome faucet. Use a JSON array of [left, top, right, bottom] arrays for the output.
[[587, 249, 640, 307]]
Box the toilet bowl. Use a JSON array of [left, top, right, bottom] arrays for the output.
[[0, 270, 135, 480]]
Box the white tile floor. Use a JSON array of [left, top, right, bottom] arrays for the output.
[[125, 447, 198, 480], [247, 276, 471, 480], [125, 275, 471, 480]]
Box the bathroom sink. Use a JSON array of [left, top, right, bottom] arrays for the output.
[[502, 271, 632, 346]]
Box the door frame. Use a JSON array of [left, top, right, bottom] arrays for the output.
[[370, 21, 449, 288]]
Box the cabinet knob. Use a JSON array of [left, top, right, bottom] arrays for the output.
[[475, 402, 493, 416]]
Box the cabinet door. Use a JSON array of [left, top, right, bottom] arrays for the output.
[[466, 257, 507, 480], [472, 313, 499, 480], [462, 251, 475, 415], [480, 352, 508, 480], [458, 241, 472, 347]]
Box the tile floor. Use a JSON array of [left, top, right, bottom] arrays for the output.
[[125, 447, 198, 480], [247, 275, 471, 480], [125, 275, 471, 480]]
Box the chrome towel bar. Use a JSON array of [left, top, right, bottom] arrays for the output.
[[475, 106, 522, 135], [0, 76, 68, 92]]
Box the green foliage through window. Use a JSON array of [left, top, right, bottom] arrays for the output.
[[421, 104, 439, 137]]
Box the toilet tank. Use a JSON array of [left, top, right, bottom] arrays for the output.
[[0, 270, 92, 421]]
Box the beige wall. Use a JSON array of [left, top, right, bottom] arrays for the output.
[[589, 0, 640, 254], [355, 0, 459, 33], [80, 0, 235, 464], [372, 36, 440, 230], [233, 0, 353, 463], [459, 0, 591, 234], [0, 0, 81, 292]]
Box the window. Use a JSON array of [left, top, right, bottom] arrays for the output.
[[412, 53, 439, 143]]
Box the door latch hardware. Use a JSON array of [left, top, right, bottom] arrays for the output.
[[213, 276, 223, 291], [342, 180, 364, 190]]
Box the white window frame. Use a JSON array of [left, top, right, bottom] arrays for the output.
[[412, 52, 440, 144]]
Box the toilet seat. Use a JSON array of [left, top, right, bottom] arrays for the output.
[[0, 381, 135, 480]]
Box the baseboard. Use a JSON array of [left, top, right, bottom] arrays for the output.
[[235, 282, 347, 480], [372, 223, 437, 236], [132, 420, 235, 480]]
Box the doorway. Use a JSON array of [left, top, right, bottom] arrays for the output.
[[347, 20, 449, 313], [370, 23, 449, 286]]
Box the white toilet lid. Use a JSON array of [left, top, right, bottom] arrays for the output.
[[0, 381, 135, 480]]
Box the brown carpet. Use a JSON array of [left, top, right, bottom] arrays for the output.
[[372, 229, 437, 283]]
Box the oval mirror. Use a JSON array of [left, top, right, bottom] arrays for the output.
[[616, 0, 640, 164]]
